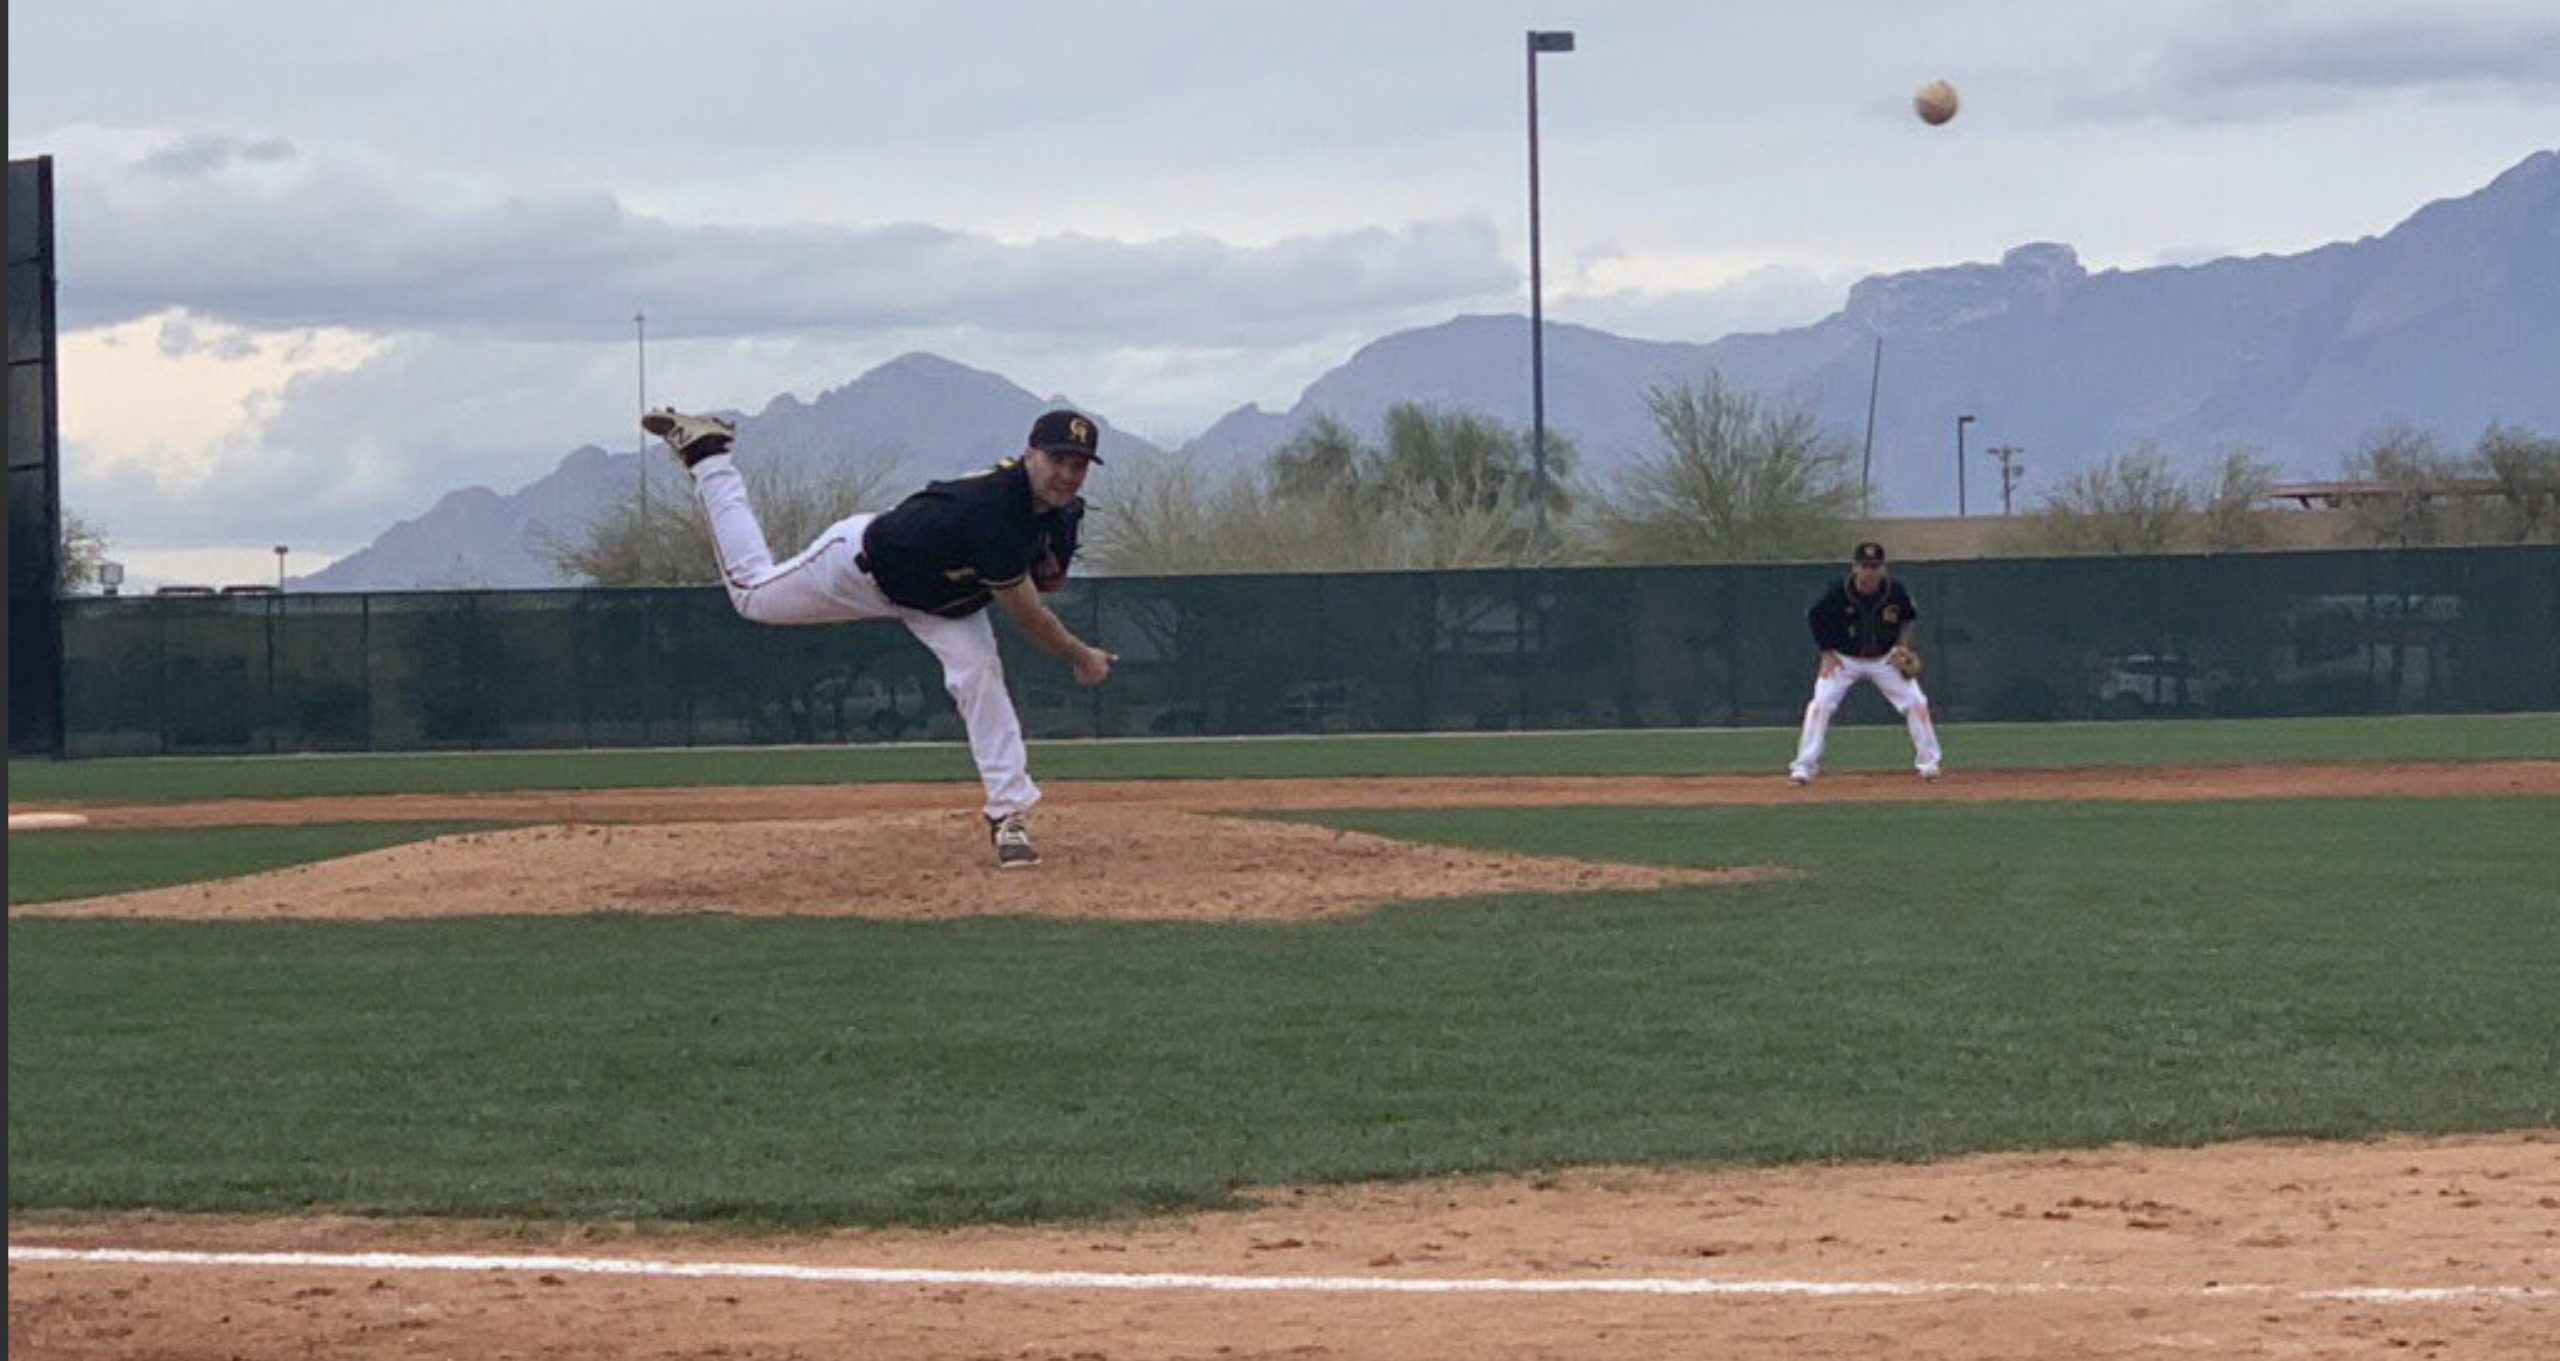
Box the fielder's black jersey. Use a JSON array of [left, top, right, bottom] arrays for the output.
[[860, 459, 1083, 619], [1808, 576, 1920, 659]]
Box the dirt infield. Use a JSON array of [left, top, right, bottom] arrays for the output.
[[17, 760, 2548, 925], [16, 758, 2558, 831], [11, 1134, 2554, 1359], [10, 808, 1777, 922]]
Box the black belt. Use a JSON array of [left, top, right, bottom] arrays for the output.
[[854, 519, 880, 576]]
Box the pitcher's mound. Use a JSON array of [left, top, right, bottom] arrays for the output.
[[19, 807, 1779, 922]]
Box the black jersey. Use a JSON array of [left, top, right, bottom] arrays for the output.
[[1808, 575, 1919, 659], [859, 459, 1084, 619]]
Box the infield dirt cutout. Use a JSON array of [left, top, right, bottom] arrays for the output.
[[11, 805, 1775, 922], [21, 760, 2558, 923], [11, 761, 2557, 1357]]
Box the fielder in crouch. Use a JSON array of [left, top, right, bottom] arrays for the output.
[[1789, 540, 1944, 783], [643, 406, 1116, 868]]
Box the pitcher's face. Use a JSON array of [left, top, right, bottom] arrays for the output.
[[1026, 448, 1094, 510]]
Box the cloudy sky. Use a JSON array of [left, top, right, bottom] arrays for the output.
[[11, 0, 2558, 586]]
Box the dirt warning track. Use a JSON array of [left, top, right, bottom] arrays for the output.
[[11, 1134, 2555, 1360]]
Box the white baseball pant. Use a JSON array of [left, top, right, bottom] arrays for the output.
[[1790, 654, 1944, 779], [690, 453, 1038, 820]]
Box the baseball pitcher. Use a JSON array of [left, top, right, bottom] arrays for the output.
[[1788, 540, 1943, 784], [644, 406, 1114, 868]]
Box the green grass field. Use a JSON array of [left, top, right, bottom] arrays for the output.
[[6, 823, 496, 905], [10, 794, 2554, 1229], [11, 712, 2558, 805]]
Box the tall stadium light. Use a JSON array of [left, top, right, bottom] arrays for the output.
[[635, 311, 650, 549], [274, 545, 288, 589], [1956, 414, 1975, 517], [1527, 29, 1575, 546], [1859, 332, 1883, 508]]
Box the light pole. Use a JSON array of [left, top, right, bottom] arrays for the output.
[[1859, 332, 1883, 509], [634, 311, 650, 548], [1955, 414, 1975, 517], [273, 544, 288, 589], [1526, 28, 1575, 546]]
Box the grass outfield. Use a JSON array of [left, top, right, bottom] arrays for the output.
[[5, 823, 497, 906], [8, 712, 2559, 805], [9, 796, 2554, 1229]]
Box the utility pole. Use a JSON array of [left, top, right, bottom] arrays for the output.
[[1986, 444, 2026, 515]]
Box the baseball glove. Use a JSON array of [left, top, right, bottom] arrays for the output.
[[1886, 644, 1923, 679], [1031, 548, 1070, 594]]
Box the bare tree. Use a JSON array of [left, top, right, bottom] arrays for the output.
[[58, 509, 110, 592], [2340, 426, 2461, 547], [1363, 405, 1573, 567], [1092, 405, 1573, 575], [1083, 454, 1327, 574], [1595, 373, 1860, 563], [1080, 455, 1220, 574], [1372, 404, 1573, 521], [541, 456, 904, 587], [2196, 446, 2281, 552], [2002, 445, 2196, 555], [2472, 423, 2560, 544]]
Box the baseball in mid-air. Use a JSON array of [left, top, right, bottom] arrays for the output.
[[1914, 79, 1960, 126]]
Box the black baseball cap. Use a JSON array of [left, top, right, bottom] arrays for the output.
[[1028, 409, 1103, 462], [1852, 541, 1888, 564]]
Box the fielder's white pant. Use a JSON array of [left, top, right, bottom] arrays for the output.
[[690, 453, 1038, 821], [1790, 654, 1944, 778]]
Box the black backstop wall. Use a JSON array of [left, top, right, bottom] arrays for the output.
[[7, 155, 65, 757]]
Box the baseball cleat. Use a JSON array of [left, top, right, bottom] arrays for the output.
[[1918, 766, 1942, 782], [642, 407, 736, 467], [1787, 768, 1812, 787], [988, 811, 1041, 869]]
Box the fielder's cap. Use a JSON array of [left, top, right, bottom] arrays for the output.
[[1028, 409, 1103, 462], [1852, 540, 1888, 564]]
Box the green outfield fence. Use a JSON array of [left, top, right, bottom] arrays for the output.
[[47, 546, 2560, 756]]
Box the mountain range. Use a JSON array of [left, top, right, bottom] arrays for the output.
[[303, 149, 2559, 590], [301, 356, 1166, 590]]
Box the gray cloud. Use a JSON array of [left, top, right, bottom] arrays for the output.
[[154, 314, 259, 360], [1556, 263, 1862, 347], [136, 133, 298, 178], [63, 333, 639, 548], [2167, 16, 2560, 95], [2070, 7, 2560, 123], [59, 324, 1374, 547], [47, 129, 1518, 348]]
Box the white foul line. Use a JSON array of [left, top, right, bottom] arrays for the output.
[[7, 1246, 2549, 1304]]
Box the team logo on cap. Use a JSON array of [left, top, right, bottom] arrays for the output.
[[1069, 417, 1092, 446]]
